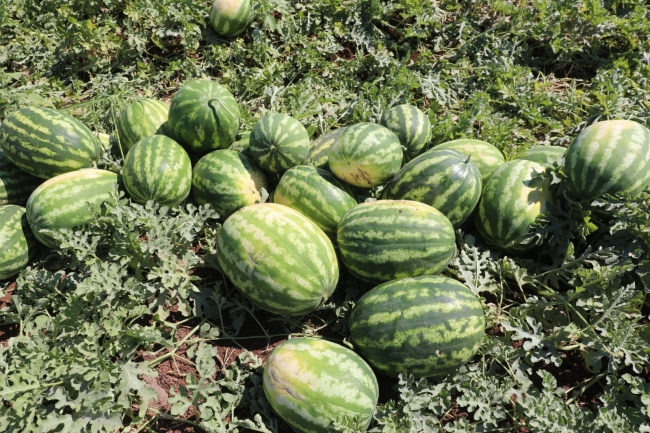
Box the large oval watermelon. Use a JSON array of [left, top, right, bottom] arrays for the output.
[[122, 135, 192, 207], [116, 98, 169, 151], [349, 275, 485, 378], [0, 150, 42, 206], [26, 169, 120, 249], [209, 0, 252, 37], [380, 104, 431, 161], [475, 160, 552, 253], [337, 200, 456, 283], [216, 203, 339, 316], [432, 139, 505, 182], [304, 127, 347, 168], [192, 149, 267, 220], [274, 165, 357, 238], [263, 338, 379, 433], [564, 119, 650, 200], [514, 145, 566, 166], [167, 80, 240, 154], [0, 205, 39, 280], [248, 113, 310, 174], [328, 123, 403, 188], [382, 148, 482, 227], [0, 106, 100, 179]]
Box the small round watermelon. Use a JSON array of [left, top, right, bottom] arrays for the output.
[[328, 123, 403, 188], [0, 205, 39, 280], [263, 338, 379, 433], [116, 98, 169, 151], [122, 135, 192, 207], [514, 145, 566, 166], [380, 104, 431, 161], [349, 275, 485, 377], [432, 139, 505, 182], [168, 80, 240, 154], [0, 150, 42, 206], [209, 0, 252, 37], [305, 127, 347, 168], [248, 113, 310, 174], [192, 149, 267, 220]]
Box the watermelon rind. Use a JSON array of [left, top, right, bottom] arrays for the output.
[[0, 150, 42, 206], [116, 98, 169, 151], [0, 205, 39, 280], [209, 0, 253, 38], [432, 139, 505, 182], [263, 337, 379, 433], [514, 145, 566, 166], [380, 104, 432, 161], [248, 113, 310, 174], [304, 127, 347, 168]]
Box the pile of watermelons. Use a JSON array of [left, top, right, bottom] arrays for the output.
[[2, 1, 650, 432]]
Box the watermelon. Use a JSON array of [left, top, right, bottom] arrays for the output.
[[328, 123, 403, 188], [122, 135, 192, 207], [116, 98, 169, 151], [209, 0, 252, 37], [432, 139, 505, 182], [263, 338, 379, 433], [26, 169, 120, 249], [167, 80, 240, 154], [0, 205, 39, 280], [380, 104, 431, 161], [216, 203, 339, 316], [349, 275, 485, 378], [192, 149, 267, 220], [229, 130, 251, 153], [0, 106, 100, 179], [475, 160, 552, 253], [382, 148, 482, 227], [274, 165, 357, 238], [0, 150, 42, 206], [514, 145, 566, 166], [305, 127, 347, 168], [248, 113, 310, 174], [564, 119, 650, 200], [337, 200, 456, 283]]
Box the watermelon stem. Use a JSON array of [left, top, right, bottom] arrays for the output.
[[465, 154, 472, 164], [208, 98, 237, 120]]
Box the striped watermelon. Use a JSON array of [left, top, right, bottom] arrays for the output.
[[274, 165, 357, 238], [209, 0, 252, 37], [305, 127, 347, 168], [349, 275, 485, 378], [380, 104, 431, 161], [216, 203, 339, 316], [0, 205, 39, 280], [0, 150, 42, 206], [167, 80, 240, 154], [475, 160, 552, 253], [116, 98, 169, 151], [122, 135, 192, 207], [0, 106, 100, 179], [26, 169, 120, 249], [263, 338, 379, 433], [382, 148, 482, 227], [514, 145, 566, 166], [192, 149, 267, 220], [328, 123, 403, 188], [337, 200, 456, 283], [564, 120, 650, 200], [248, 113, 310, 174], [432, 139, 505, 182]]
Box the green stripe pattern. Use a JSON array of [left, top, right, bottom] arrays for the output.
[[274, 165, 357, 238], [122, 135, 192, 207], [349, 275, 485, 378], [229, 130, 250, 153], [337, 200, 456, 283], [380, 104, 431, 161], [249, 113, 310, 174], [514, 145, 566, 166], [0, 150, 42, 206], [26, 169, 120, 249], [209, 0, 252, 37], [328, 123, 403, 188], [475, 160, 552, 253], [564, 119, 650, 200], [383, 148, 482, 227], [0, 106, 100, 179], [433, 139, 505, 182], [0, 205, 39, 280], [116, 98, 169, 151], [305, 127, 347, 168], [192, 149, 267, 220], [168, 80, 240, 154], [263, 338, 379, 433], [216, 203, 339, 316]]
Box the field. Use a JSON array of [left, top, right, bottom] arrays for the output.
[[1, 0, 650, 432]]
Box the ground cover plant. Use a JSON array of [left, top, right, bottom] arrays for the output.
[[1, 0, 650, 431]]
